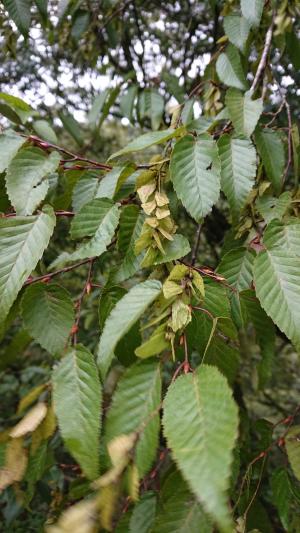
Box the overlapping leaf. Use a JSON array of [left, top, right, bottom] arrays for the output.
[[139, 89, 164, 130], [218, 134, 257, 216], [114, 205, 145, 282], [217, 247, 255, 290], [170, 134, 221, 222], [254, 245, 300, 350], [216, 44, 248, 90], [241, 0, 264, 27], [6, 147, 60, 215], [97, 279, 162, 378], [223, 16, 250, 52], [21, 283, 75, 355], [152, 472, 212, 533], [225, 89, 262, 137], [53, 198, 120, 266], [2, 0, 31, 35], [163, 365, 239, 532], [104, 360, 161, 477], [0, 131, 24, 172], [108, 128, 179, 160], [0, 206, 55, 323], [262, 218, 300, 256], [52, 344, 102, 480], [286, 426, 300, 481], [255, 128, 285, 194], [154, 234, 191, 264]]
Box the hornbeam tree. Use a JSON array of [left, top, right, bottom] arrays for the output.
[[0, 0, 300, 531]]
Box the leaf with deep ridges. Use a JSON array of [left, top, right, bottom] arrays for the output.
[[0, 206, 56, 323], [21, 283, 75, 355], [97, 279, 162, 379], [52, 344, 102, 480], [104, 360, 161, 477], [218, 134, 257, 217], [170, 134, 221, 222], [6, 147, 60, 215], [163, 365, 239, 532]]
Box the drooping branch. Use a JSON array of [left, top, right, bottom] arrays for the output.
[[250, 13, 275, 95]]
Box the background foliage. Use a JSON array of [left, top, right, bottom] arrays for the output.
[[0, 0, 300, 531]]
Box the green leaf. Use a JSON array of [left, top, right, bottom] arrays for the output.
[[97, 280, 162, 379], [0, 328, 31, 371], [72, 171, 100, 212], [104, 360, 161, 477], [108, 128, 179, 160], [205, 336, 240, 385], [129, 492, 157, 533], [152, 471, 213, 533], [218, 134, 257, 217], [271, 468, 292, 530], [262, 218, 300, 256], [135, 324, 169, 359], [6, 147, 60, 215], [71, 9, 90, 42], [254, 128, 285, 194], [256, 192, 291, 223], [216, 44, 248, 90], [187, 117, 213, 135], [95, 164, 135, 200], [88, 90, 109, 126], [241, 0, 264, 27], [53, 199, 120, 266], [33, 120, 57, 144], [154, 234, 191, 265], [253, 246, 300, 350], [58, 111, 84, 147], [24, 442, 48, 505], [223, 15, 250, 52], [0, 131, 25, 172], [225, 89, 263, 137], [240, 289, 275, 387], [2, 0, 31, 35], [217, 247, 255, 290], [139, 89, 164, 130], [162, 71, 185, 103], [114, 205, 145, 283], [120, 85, 137, 122], [52, 344, 102, 480], [286, 426, 300, 481], [21, 283, 75, 355], [70, 197, 116, 239], [170, 134, 221, 222], [0, 206, 55, 323], [163, 365, 238, 532]]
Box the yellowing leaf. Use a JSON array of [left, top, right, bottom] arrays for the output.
[[191, 271, 205, 298], [0, 438, 28, 490], [163, 279, 183, 299], [155, 191, 169, 206], [10, 403, 47, 438], [135, 324, 169, 358], [169, 299, 192, 332], [47, 498, 98, 533], [137, 182, 156, 203]]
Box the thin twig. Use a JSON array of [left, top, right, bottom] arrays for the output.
[[282, 98, 293, 184], [28, 135, 112, 171], [250, 13, 275, 95], [24, 258, 94, 286], [191, 223, 202, 265], [72, 259, 94, 344]]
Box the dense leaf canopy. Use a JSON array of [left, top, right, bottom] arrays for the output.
[[0, 0, 300, 531]]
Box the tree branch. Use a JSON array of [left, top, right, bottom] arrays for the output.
[[250, 13, 275, 95]]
